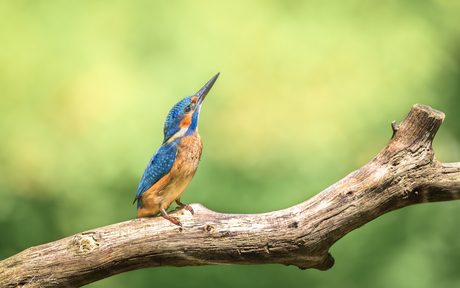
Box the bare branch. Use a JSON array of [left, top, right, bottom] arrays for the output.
[[1, 104, 459, 288]]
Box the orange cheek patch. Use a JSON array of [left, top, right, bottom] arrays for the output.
[[180, 114, 192, 128]]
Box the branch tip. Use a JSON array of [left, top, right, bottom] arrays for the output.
[[391, 121, 399, 132], [391, 120, 399, 139]]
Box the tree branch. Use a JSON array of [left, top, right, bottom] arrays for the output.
[[1, 104, 460, 287]]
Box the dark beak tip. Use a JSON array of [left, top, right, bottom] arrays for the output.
[[195, 72, 220, 103]]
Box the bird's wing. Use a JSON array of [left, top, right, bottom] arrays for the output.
[[133, 142, 178, 204]]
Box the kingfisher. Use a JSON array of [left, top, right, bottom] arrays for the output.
[[133, 73, 219, 226]]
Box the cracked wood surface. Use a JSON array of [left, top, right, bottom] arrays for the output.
[[1, 104, 460, 287]]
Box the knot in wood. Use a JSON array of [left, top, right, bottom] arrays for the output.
[[204, 224, 215, 232], [68, 232, 102, 255]]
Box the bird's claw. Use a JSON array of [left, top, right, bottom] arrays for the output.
[[165, 215, 182, 226], [170, 217, 182, 226], [182, 204, 194, 215], [176, 201, 194, 215], [160, 208, 182, 226]]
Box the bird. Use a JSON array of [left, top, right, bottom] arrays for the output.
[[133, 73, 219, 226]]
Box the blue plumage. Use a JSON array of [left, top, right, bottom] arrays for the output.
[[134, 140, 178, 208], [134, 72, 219, 225], [135, 96, 197, 207], [163, 96, 194, 143]]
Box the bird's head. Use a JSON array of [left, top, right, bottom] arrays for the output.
[[163, 72, 219, 144]]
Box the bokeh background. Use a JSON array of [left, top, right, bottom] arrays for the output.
[[1, 1, 460, 287]]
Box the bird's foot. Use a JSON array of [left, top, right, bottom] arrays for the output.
[[160, 208, 182, 226], [176, 201, 194, 215]]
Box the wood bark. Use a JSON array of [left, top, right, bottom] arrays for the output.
[[1, 104, 460, 287]]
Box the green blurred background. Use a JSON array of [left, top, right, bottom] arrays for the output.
[[1, 0, 460, 287]]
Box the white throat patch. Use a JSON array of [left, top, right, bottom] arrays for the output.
[[166, 126, 189, 143]]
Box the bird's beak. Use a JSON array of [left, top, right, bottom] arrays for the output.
[[195, 72, 220, 106]]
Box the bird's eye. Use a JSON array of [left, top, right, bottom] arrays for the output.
[[184, 105, 192, 112]]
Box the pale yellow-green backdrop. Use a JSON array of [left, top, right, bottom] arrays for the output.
[[1, 1, 460, 287]]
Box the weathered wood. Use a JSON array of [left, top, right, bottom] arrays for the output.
[[1, 104, 459, 287]]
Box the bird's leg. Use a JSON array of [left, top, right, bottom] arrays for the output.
[[160, 208, 182, 226], [176, 199, 194, 215]]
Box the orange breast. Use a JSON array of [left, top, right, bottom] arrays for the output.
[[172, 133, 203, 177], [137, 133, 203, 218]]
